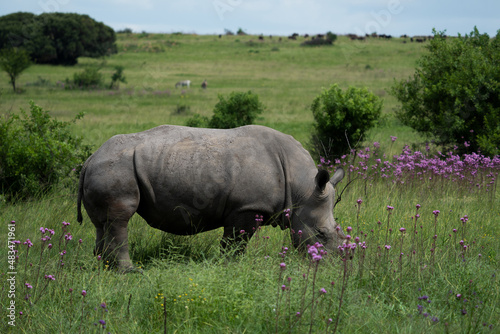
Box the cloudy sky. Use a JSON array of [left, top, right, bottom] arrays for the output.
[[1, 0, 499, 37]]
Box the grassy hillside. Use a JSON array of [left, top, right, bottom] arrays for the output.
[[0, 33, 425, 148], [1, 34, 498, 333]]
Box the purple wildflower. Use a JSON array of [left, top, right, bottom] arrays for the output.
[[23, 239, 33, 248]]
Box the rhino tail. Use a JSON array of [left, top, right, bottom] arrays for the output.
[[77, 155, 92, 224]]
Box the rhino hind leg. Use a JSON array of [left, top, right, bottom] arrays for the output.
[[88, 199, 139, 273]]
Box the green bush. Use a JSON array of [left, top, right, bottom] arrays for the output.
[[109, 65, 126, 89], [185, 113, 209, 128], [391, 27, 500, 156], [70, 67, 103, 89], [208, 91, 264, 129], [0, 101, 92, 200], [326, 31, 337, 43], [310, 84, 382, 159], [187, 91, 264, 129]]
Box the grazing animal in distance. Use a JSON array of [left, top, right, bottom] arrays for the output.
[[175, 80, 190, 88], [77, 125, 348, 272], [201, 79, 207, 89]]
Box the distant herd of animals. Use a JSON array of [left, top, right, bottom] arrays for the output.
[[218, 32, 441, 43], [175, 79, 207, 89]]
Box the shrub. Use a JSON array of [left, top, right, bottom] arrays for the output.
[[310, 84, 382, 160], [391, 27, 500, 156], [326, 31, 337, 43], [109, 65, 126, 89], [301, 32, 337, 47], [0, 101, 92, 200], [208, 91, 264, 129], [186, 91, 265, 129], [70, 67, 103, 89], [117, 27, 133, 34], [185, 113, 209, 128]]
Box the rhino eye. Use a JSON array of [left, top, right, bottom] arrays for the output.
[[316, 229, 327, 241]]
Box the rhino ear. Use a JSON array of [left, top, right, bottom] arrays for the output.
[[315, 169, 331, 191], [330, 167, 345, 187]]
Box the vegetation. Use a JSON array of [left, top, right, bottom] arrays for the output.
[[69, 67, 103, 89], [0, 12, 117, 65], [2, 142, 498, 332], [310, 84, 382, 159], [109, 65, 127, 89], [187, 91, 265, 129], [209, 90, 264, 128], [0, 32, 498, 333], [301, 31, 337, 47], [391, 27, 500, 156], [0, 47, 31, 92], [0, 101, 91, 200]]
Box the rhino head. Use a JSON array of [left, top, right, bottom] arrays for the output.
[[289, 167, 347, 252]]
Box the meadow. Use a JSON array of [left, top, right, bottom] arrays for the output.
[[0, 33, 499, 333]]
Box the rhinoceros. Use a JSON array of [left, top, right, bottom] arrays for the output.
[[77, 125, 346, 271]]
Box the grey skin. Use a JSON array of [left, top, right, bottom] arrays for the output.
[[77, 125, 346, 272]]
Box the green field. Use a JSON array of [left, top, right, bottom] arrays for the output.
[[0, 33, 424, 149], [1, 34, 498, 333]]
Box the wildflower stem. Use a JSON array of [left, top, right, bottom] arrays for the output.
[[332, 255, 349, 334], [308, 261, 319, 334]]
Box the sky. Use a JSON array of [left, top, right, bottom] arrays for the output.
[[1, 0, 499, 37]]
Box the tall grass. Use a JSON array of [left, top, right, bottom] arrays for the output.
[[1, 144, 498, 333]]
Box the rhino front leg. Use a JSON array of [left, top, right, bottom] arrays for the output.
[[220, 212, 258, 255]]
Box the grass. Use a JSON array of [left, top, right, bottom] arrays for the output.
[[0, 33, 424, 147], [1, 33, 499, 333]]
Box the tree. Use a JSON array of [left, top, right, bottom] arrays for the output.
[[391, 27, 500, 156], [310, 84, 382, 160], [0, 47, 31, 92], [0, 12, 117, 65]]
